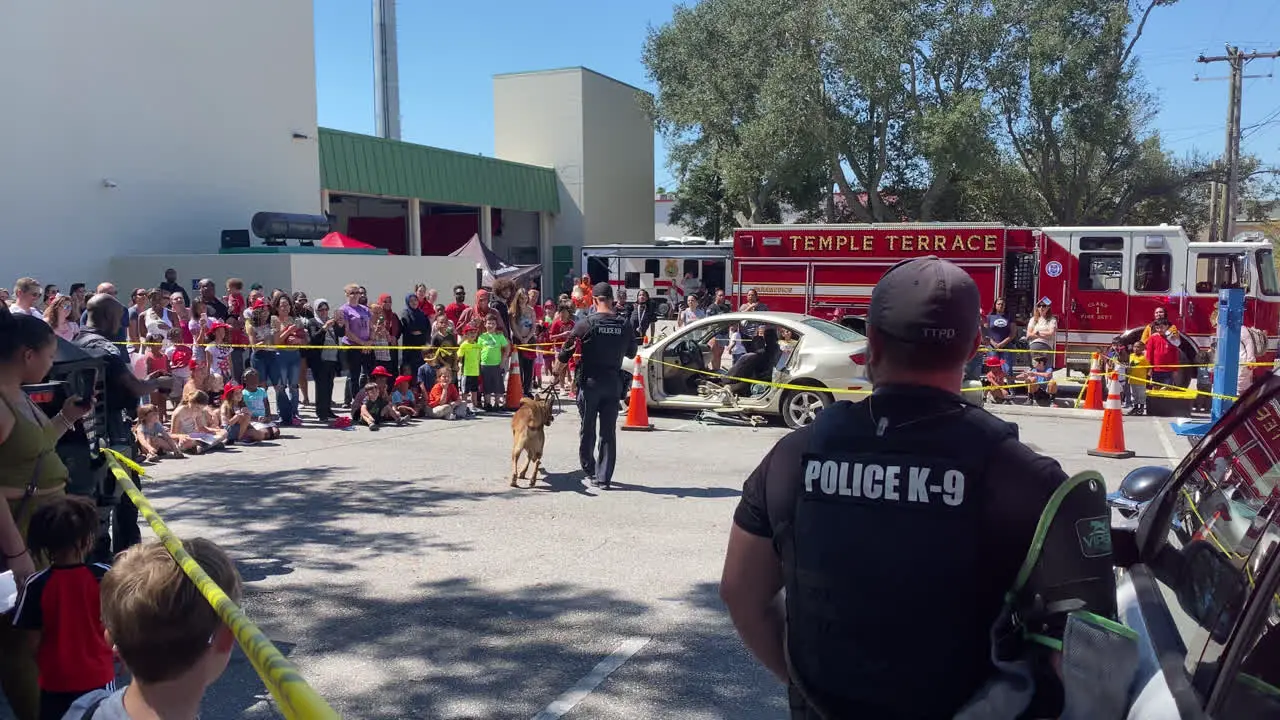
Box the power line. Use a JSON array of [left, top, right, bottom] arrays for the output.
[[1197, 46, 1280, 242]]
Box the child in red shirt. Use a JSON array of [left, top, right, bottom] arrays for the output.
[[982, 356, 1010, 403], [548, 306, 577, 396], [429, 367, 469, 419], [144, 333, 173, 419], [14, 496, 116, 720]]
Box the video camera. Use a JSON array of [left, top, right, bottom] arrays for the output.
[[21, 336, 138, 491]]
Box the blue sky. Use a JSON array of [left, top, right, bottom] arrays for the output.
[[315, 0, 1280, 192]]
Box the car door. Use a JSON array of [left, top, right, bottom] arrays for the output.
[[1120, 375, 1280, 718]]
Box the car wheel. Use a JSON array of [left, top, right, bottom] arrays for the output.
[[782, 387, 831, 429]]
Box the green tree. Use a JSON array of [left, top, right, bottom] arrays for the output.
[[985, 0, 1191, 225], [665, 152, 740, 241], [641, 0, 827, 224]]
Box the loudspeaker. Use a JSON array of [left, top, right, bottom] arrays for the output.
[[221, 229, 251, 249], [250, 212, 332, 241]]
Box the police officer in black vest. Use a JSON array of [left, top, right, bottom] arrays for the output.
[[74, 294, 166, 561], [720, 257, 1115, 719], [554, 282, 637, 490]]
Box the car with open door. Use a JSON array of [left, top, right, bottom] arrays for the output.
[[631, 312, 869, 428], [630, 311, 986, 428], [1108, 375, 1280, 718]]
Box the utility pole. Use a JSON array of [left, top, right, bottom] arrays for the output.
[[1197, 46, 1279, 242]]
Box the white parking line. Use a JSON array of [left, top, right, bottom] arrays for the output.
[[1155, 420, 1181, 463], [531, 636, 651, 720]]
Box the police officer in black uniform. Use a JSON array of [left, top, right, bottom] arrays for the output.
[[719, 257, 1116, 719], [73, 293, 166, 561], [554, 282, 637, 490]]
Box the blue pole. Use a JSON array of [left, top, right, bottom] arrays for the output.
[[1212, 287, 1245, 422], [1173, 287, 1244, 438]]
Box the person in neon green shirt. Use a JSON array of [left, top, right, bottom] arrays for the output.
[[478, 315, 510, 410], [457, 325, 483, 410]]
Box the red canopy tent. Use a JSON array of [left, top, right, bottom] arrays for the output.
[[319, 232, 377, 250]]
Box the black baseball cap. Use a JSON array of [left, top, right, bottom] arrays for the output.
[[868, 256, 980, 349], [592, 282, 614, 300]]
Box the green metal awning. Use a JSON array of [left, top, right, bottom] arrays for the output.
[[318, 128, 560, 214]]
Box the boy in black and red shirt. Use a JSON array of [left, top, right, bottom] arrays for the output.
[[13, 495, 116, 720]]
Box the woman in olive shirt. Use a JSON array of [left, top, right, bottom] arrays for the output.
[[0, 308, 93, 720]]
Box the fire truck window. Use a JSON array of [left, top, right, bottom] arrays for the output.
[[644, 259, 660, 276], [1257, 250, 1280, 297], [683, 259, 699, 277], [1079, 236, 1126, 252], [1195, 254, 1250, 294], [1078, 252, 1123, 291], [1134, 253, 1172, 293]]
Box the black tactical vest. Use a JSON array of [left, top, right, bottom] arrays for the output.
[[578, 312, 632, 385], [777, 392, 1017, 719]]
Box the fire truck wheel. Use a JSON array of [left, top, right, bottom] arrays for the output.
[[781, 386, 832, 429]]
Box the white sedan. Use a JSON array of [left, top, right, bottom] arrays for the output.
[[628, 311, 982, 428]]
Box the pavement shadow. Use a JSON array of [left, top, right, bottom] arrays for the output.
[[535, 468, 592, 495], [609, 482, 742, 499], [145, 466, 500, 575], [220, 576, 786, 720]]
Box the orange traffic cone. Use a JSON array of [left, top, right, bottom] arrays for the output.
[[505, 365, 523, 410], [621, 355, 654, 431], [1088, 372, 1135, 459], [1081, 352, 1104, 410]]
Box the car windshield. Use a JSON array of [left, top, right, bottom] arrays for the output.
[[1161, 392, 1280, 694], [799, 317, 865, 343]]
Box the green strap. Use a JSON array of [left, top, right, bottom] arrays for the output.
[[1006, 470, 1106, 602], [1236, 673, 1280, 698]]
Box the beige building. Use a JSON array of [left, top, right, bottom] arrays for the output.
[[494, 67, 655, 292]]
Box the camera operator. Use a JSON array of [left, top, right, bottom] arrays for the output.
[[72, 294, 166, 558]]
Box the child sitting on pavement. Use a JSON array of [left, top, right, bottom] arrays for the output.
[[1017, 355, 1058, 407], [169, 387, 227, 453], [240, 368, 274, 423], [360, 371, 406, 429], [64, 538, 242, 720], [429, 366, 470, 420], [392, 375, 424, 418], [219, 383, 273, 443], [134, 403, 184, 461], [982, 356, 1011, 404]]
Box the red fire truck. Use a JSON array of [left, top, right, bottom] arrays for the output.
[[732, 223, 1280, 375]]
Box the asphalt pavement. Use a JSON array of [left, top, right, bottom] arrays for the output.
[[1, 395, 1192, 719]]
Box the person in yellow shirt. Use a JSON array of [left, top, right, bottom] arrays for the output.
[[1127, 340, 1150, 416]]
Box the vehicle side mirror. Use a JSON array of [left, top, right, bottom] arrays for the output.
[[1107, 466, 1171, 519], [1173, 541, 1247, 645]]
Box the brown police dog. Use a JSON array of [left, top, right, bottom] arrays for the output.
[[511, 396, 554, 488]]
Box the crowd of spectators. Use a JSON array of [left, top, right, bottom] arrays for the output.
[[4, 270, 688, 447]]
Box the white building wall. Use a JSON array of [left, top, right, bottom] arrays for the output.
[[495, 210, 541, 265], [493, 67, 654, 254], [0, 0, 321, 290], [581, 71, 654, 246], [655, 197, 683, 240], [493, 70, 585, 252]]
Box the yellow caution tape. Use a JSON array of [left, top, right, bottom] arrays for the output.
[[102, 449, 341, 720]]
